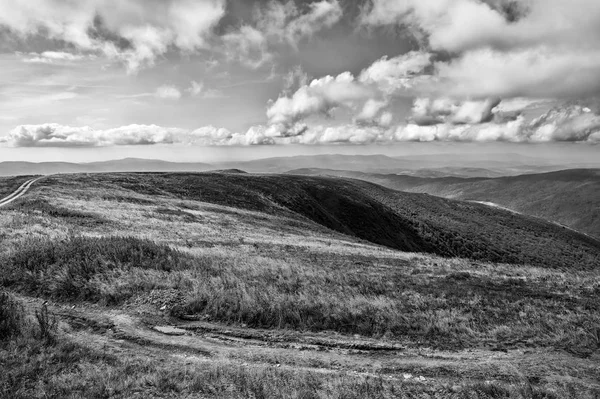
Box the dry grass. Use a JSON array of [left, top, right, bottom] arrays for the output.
[[1, 172, 599, 398]]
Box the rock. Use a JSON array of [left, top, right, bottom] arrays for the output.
[[153, 326, 186, 336]]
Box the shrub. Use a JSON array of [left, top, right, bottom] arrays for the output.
[[0, 292, 23, 341], [2, 236, 195, 302]]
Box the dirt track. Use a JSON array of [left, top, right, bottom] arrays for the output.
[[16, 294, 600, 391], [0, 177, 43, 208]]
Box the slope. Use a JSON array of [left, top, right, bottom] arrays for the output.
[[290, 168, 600, 238], [59, 172, 600, 270]]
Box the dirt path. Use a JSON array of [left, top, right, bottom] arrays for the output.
[[15, 294, 600, 390], [0, 176, 43, 208]]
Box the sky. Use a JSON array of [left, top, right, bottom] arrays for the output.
[[0, 0, 599, 162]]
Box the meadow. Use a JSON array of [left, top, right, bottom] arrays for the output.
[[1, 172, 599, 398]]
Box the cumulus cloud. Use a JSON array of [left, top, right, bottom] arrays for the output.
[[395, 104, 600, 143], [361, 0, 600, 100], [267, 51, 433, 132], [410, 97, 501, 126], [266, 72, 376, 126], [2, 103, 599, 148], [155, 85, 182, 100], [222, 0, 343, 68], [1, 124, 183, 147], [22, 51, 90, 64], [358, 51, 432, 94], [0, 0, 226, 73], [187, 81, 204, 97]]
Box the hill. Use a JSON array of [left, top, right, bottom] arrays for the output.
[[50, 172, 600, 270], [0, 158, 212, 176], [6, 153, 596, 177], [1, 172, 599, 397], [290, 168, 600, 238]]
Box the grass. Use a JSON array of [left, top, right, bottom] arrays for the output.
[[1, 172, 599, 397], [1, 236, 194, 304], [0, 176, 34, 199], [2, 235, 599, 354], [44, 172, 600, 270], [0, 293, 569, 398], [11, 198, 109, 227]]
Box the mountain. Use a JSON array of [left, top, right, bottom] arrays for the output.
[[0, 158, 212, 176], [214, 154, 419, 174], [289, 168, 600, 238], [85, 172, 600, 270], [3, 153, 600, 178]]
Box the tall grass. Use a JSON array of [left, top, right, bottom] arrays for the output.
[[2, 235, 599, 353], [2, 236, 194, 303]]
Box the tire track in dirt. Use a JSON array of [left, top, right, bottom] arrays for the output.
[[0, 177, 44, 208]]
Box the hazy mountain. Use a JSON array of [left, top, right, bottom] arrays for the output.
[[0, 158, 212, 176], [290, 168, 600, 238], [3, 153, 599, 177]]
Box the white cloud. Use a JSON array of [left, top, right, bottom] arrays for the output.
[[2, 103, 599, 149], [361, 0, 600, 100], [186, 81, 204, 97], [358, 51, 432, 94], [185, 80, 227, 99], [1, 123, 183, 147], [155, 85, 182, 100], [0, 0, 227, 73], [266, 72, 375, 126], [22, 51, 89, 64], [222, 0, 343, 68], [410, 97, 500, 126]]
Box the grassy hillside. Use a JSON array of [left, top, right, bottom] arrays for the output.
[[65, 172, 600, 270], [1, 172, 599, 397], [291, 168, 600, 239], [0, 176, 33, 199]]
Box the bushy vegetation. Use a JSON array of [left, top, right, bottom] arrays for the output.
[[1, 236, 194, 303], [0, 293, 569, 399], [13, 198, 108, 227], [77, 172, 600, 270], [0, 292, 24, 340], [0, 176, 33, 199], [3, 235, 599, 354], [1, 339, 565, 399]]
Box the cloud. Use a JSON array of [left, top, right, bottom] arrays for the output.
[[185, 80, 227, 99], [266, 72, 376, 126], [360, 0, 600, 100], [267, 52, 432, 131], [22, 51, 90, 64], [0, 0, 227, 73], [222, 0, 343, 68], [358, 51, 432, 94], [186, 81, 204, 97], [2, 103, 599, 149], [1, 124, 183, 147], [155, 85, 182, 100], [410, 97, 501, 126], [395, 104, 600, 143]]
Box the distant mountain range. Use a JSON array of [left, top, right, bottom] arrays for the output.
[[0, 158, 213, 176], [2, 153, 599, 177], [290, 168, 600, 238]]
